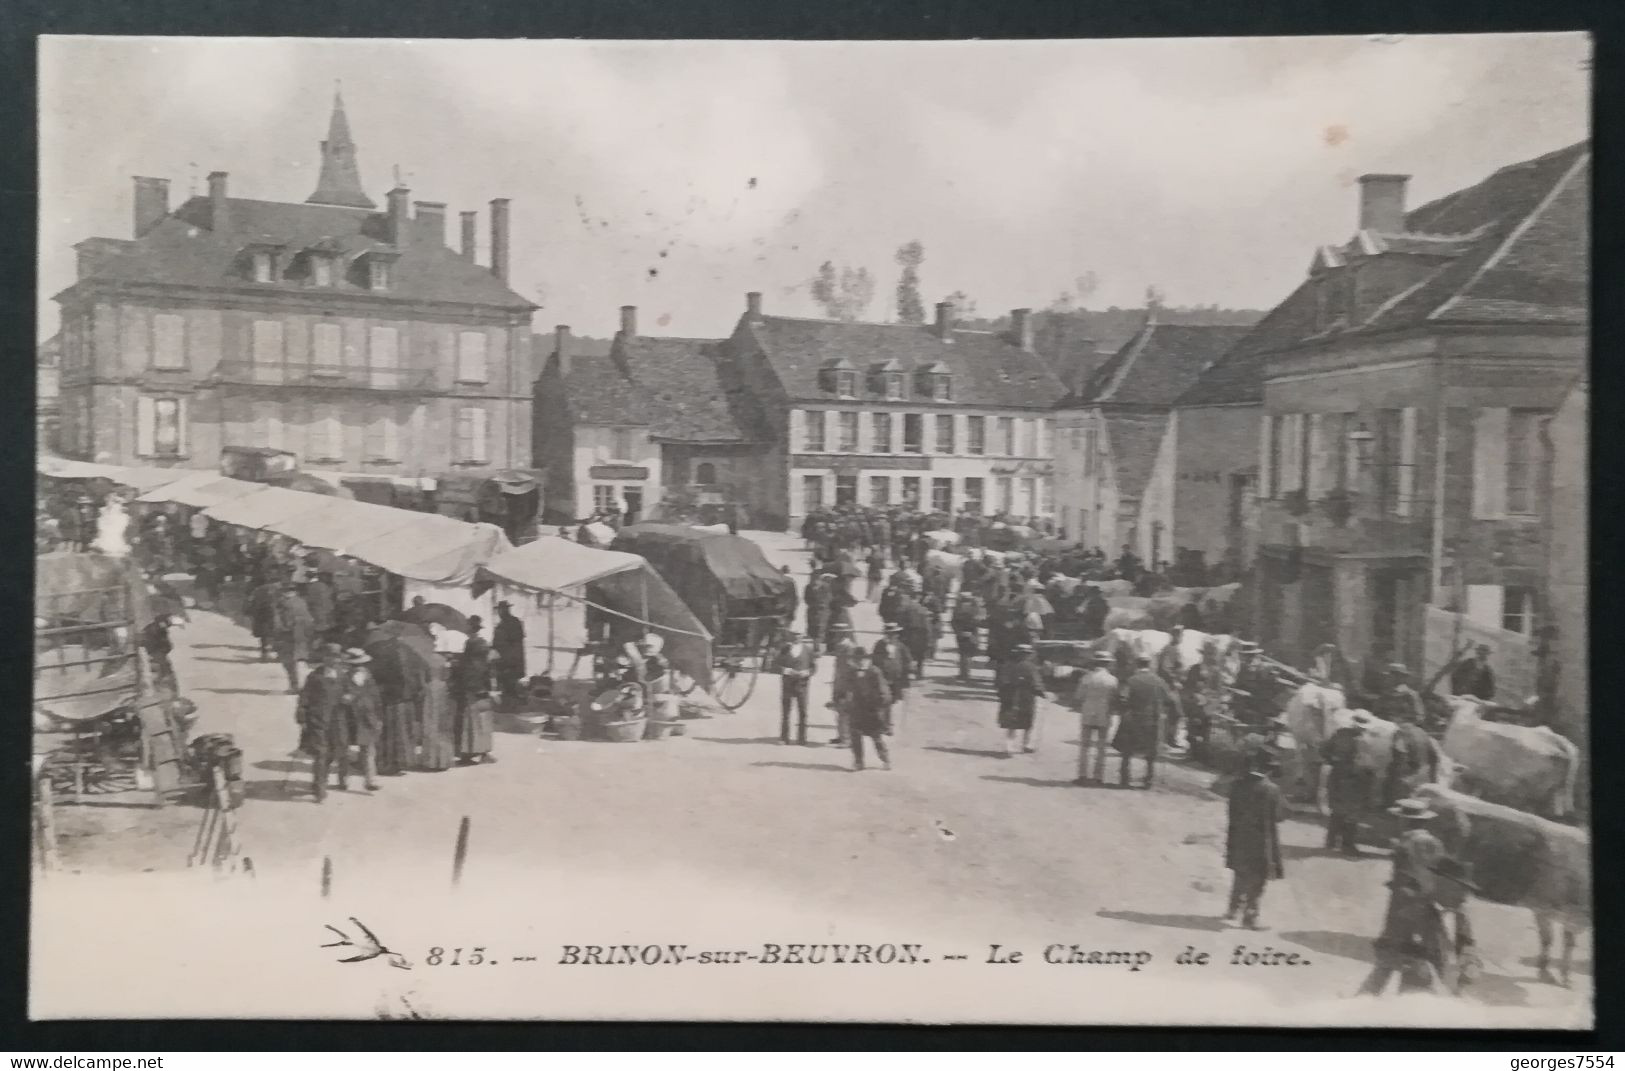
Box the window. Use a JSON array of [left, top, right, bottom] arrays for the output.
[[369, 259, 393, 291], [309, 404, 342, 461], [801, 475, 824, 513], [835, 473, 858, 506], [695, 462, 717, 485], [151, 313, 186, 370], [1278, 413, 1304, 493], [593, 485, 619, 512], [1322, 411, 1351, 491], [455, 406, 489, 464], [136, 396, 186, 457], [837, 411, 858, 453], [1016, 418, 1034, 457], [930, 374, 953, 402], [312, 256, 334, 288], [457, 331, 489, 383], [1471, 408, 1508, 519], [1396, 406, 1418, 516], [1083, 428, 1099, 477], [834, 371, 856, 398], [252, 252, 274, 283], [1502, 585, 1536, 635], [369, 326, 399, 388], [610, 427, 635, 461], [1260, 416, 1278, 498], [803, 411, 826, 452], [935, 414, 956, 455], [871, 412, 892, 454], [1375, 408, 1411, 514], [902, 413, 923, 454], [1021, 477, 1038, 518], [1506, 409, 1543, 516], [967, 415, 986, 456], [963, 477, 985, 514], [900, 476, 921, 507], [998, 416, 1016, 456], [1305, 413, 1329, 497], [931, 477, 953, 513], [366, 404, 400, 461], [883, 373, 905, 400], [1041, 477, 1053, 516], [313, 323, 342, 373], [251, 319, 284, 368], [997, 476, 1014, 514], [869, 475, 890, 506]]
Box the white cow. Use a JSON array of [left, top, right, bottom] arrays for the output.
[[1283, 682, 1349, 807], [1441, 697, 1582, 818]]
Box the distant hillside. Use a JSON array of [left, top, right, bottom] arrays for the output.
[[530, 334, 614, 380]]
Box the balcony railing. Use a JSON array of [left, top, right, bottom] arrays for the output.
[[211, 361, 437, 392]]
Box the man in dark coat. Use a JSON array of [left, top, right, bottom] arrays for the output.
[[804, 573, 831, 655], [337, 648, 382, 793], [140, 614, 181, 693], [303, 573, 336, 642], [296, 643, 348, 802], [775, 628, 817, 745], [872, 623, 914, 730], [996, 644, 1046, 755], [1449, 644, 1496, 702], [1079, 585, 1110, 641], [1224, 755, 1285, 930], [492, 601, 527, 711], [273, 584, 316, 694], [844, 647, 893, 772], [1114, 655, 1178, 788], [898, 594, 933, 680], [247, 576, 282, 661], [1322, 715, 1372, 855], [951, 591, 985, 683]]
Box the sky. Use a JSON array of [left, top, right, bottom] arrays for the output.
[[39, 33, 1589, 341]]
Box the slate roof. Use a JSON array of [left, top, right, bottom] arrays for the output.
[[1071, 321, 1250, 407], [616, 336, 752, 443], [1209, 141, 1589, 382], [562, 354, 651, 425], [61, 195, 536, 311], [742, 315, 1066, 409]]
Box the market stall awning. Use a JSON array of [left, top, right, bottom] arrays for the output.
[[111, 466, 197, 492], [343, 516, 513, 585], [135, 472, 263, 507], [38, 455, 194, 492], [202, 486, 336, 531], [271, 498, 426, 553], [480, 536, 646, 591]]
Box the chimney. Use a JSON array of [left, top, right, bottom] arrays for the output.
[[207, 171, 230, 232], [414, 200, 446, 246], [1357, 173, 1409, 234], [934, 300, 955, 340], [460, 210, 478, 261], [133, 176, 169, 238], [489, 198, 511, 282], [1010, 308, 1034, 352], [554, 325, 571, 377], [746, 291, 763, 319], [386, 186, 410, 246], [620, 305, 638, 339]]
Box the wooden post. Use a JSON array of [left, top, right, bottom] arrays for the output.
[[452, 815, 471, 887], [321, 855, 333, 899], [547, 596, 556, 675]]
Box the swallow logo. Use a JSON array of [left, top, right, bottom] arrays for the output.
[[322, 917, 413, 970]]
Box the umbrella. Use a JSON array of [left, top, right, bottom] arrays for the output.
[[402, 602, 469, 632]]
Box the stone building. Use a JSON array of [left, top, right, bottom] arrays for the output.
[[1052, 318, 1249, 559], [53, 92, 537, 486], [713, 294, 1065, 530], [1250, 143, 1588, 676], [37, 334, 61, 455], [1543, 374, 1586, 742]]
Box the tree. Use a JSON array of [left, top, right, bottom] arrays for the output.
[[894, 240, 925, 324], [944, 289, 978, 319], [810, 260, 876, 321], [1144, 284, 1167, 310]]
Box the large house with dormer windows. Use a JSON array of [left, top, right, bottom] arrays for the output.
[[52, 92, 537, 483], [1249, 143, 1587, 694], [711, 293, 1068, 529]]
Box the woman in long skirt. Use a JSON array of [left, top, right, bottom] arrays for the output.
[[418, 656, 456, 771], [454, 690, 496, 765]]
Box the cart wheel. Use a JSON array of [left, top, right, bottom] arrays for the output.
[[670, 669, 699, 696], [713, 652, 759, 711]]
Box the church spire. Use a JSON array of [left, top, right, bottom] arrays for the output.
[[306, 86, 376, 209]]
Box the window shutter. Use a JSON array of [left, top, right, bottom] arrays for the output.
[[136, 395, 156, 457], [1258, 415, 1274, 498], [788, 409, 805, 451], [1305, 413, 1326, 496], [454, 408, 472, 461], [177, 397, 189, 456], [1396, 406, 1418, 517], [1279, 414, 1301, 493], [1471, 407, 1509, 518]]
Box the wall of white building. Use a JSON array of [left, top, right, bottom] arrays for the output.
[[573, 424, 663, 520], [1052, 409, 1120, 550]]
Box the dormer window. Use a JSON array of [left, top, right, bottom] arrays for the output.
[[885, 373, 905, 400], [370, 259, 393, 291], [820, 357, 858, 397], [916, 361, 953, 402], [312, 256, 335, 288], [243, 240, 286, 283], [835, 370, 855, 397], [869, 359, 906, 400], [252, 252, 275, 283]]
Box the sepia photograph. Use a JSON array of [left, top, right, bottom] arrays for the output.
[[30, 32, 1590, 1027]]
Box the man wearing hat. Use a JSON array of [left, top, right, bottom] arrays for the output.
[[951, 590, 986, 683], [1114, 653, 1178, 788], [1230, 642, 1276, 728], [336, 648, 382, 793], [1449, 643, 1496, 702], [843, 647, 893, 771], [803, 572, 831, 655], [774, 628, 817, 745], [898, 589, 934, 681], [1224, 751, 1285, 929], [139, 613, 183, 693], [492, 600, 527, 711], [1322, 711, 1373, 855], [1156, 625, 1189, 749], [1360, 799, 1477, 995], [272, 582, 316, 694], [1071, 650, 1120, 784], [826, 622, 860, 746], [872, 622, 915, 732], [996, 644, 1047, 756], [1379, 665, 1437, 807], [296, 643, 347, 802]]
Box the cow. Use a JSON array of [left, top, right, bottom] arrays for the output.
[[1103, 600, 1155, 631], [1440, 697, 1581, 819], [1415, 783, 1591, 988], [1282, 682, 1349, 807]]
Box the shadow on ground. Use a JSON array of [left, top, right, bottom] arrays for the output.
[[751, 760, 849, 774], [982, 774, 1081, 789], [1097, 909, 1228, 933]]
